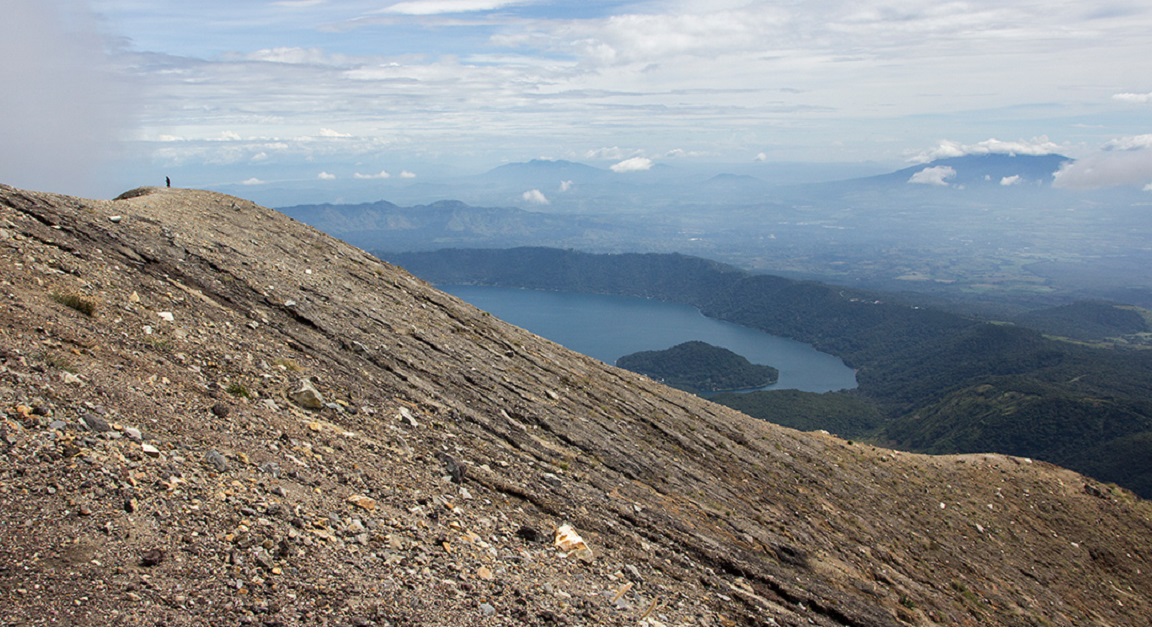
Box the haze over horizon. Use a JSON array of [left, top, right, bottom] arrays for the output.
[[5, 0, 1152, 200]]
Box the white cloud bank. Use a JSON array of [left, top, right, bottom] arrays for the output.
[[910, 138, 1062, 164], [908, 166, 956, 186], [1114, 92, 1152, 104], [1053, 135, 1152, 189], [0, 0, 137, 196], [521, 189, 549, 205], [354, 170, 390, 179], [610, 157, 653, 173], [379, 0, 528, 16], [317, 171, 336, 180]]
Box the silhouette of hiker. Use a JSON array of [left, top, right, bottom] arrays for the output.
[[166, 176, 171, 188]]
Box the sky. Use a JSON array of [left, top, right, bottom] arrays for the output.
[[4, 0, 1152, 199]]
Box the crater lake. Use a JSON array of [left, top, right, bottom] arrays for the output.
[[441, 285, 857, 393]]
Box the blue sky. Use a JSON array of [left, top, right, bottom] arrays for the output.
[[4, 0, 1152, 199]]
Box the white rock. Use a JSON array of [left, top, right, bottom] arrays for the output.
[[157, 311, 174, 322]]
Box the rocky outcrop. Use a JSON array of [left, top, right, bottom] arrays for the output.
[[1, 184, 1150, 626]]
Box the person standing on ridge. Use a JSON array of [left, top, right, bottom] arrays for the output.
[[166, 176, 171, 188]]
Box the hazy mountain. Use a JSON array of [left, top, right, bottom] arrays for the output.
[[843, 153, 1073, 189], [3, 183, 1152, 625]]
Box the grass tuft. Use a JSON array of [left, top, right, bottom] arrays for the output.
[[51, 290, 99, 316]]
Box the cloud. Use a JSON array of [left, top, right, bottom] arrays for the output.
[[610, 157, 653, 173], [354, 170, 391, 179], [1103, 134, 1152, 151], [242, 177, 265, 185], [319, 128, 353, 138], [908, 166, 956, 186], [1053, 135, 1152, 189], [400, 170, 417, 178], [910, 138, 1062, 163], [585, 146, 634, 161], [1114, 92, 1152, 104], [0, 0, 138, 196], [317, 171, 337, 180], [521, 188, 549, 205], [754, 152, 769, 162], [559, 180, 572, 192], [379, 1, 528, 16], [1000, 175, 1022, 186]]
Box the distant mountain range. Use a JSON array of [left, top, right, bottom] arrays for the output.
[[858, 153, 1073, 189]]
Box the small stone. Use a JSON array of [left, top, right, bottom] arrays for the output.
[[398, 406, 419, 427], [129, 291, 140, 304], [205, 450, 229, 472], [211, 403, 230, 419], [347, 494, 377, 511], [123, 427, 143, 442], [254, 548, 275, 570], [479, 603, 496, 616], [477, 566, 495, 581], [140, 549, 164, 567], [80, 412, 110, 433], [61, 372, 83, 385], [141, 443, 161, 457], [516, 525, 548, 544], [437, 452, 466, 484], [261, 399, 280, 412], [157, 311, 174, 322], [288, 379, 325, 410], [108, 215, 123, 223], [124, 497, 139, 513]]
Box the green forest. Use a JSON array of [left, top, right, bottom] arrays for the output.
[[385, 247, 1152, 498]]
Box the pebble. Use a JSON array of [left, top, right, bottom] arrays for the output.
[[141, 443, 161, 457], [80, 412, 110, 433], [288, 378, 325, 410], [205, 449, 230, 472], [123, 427, 143, 442], [479, 603, 496, 616]]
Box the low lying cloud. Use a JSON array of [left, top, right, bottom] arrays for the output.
[[0, 0, 137, 196], [559, 180, 573, 192], [317, 171, 337, 180], [610, 157, 653, 173], [585, 146, 635, 161], [908, 166, 956, 186], [521, 188, 549, 205], [379, 0, 528, 16], [1000, 175, 1022, 186], [242, 177, 265, 185], [400, 170, 417, 179], [1114, 92, 1152, 104], [1053, 135, 1152, 189], [910, 138, 1062, 163], [354, 170, 390, 179]]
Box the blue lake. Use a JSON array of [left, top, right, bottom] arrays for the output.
[[440, 285, 857, 393]]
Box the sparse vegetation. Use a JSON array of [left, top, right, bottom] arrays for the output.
[[225, 381, 252, 398], [274, 357, 304, 372], [50, 290, 99, 316]]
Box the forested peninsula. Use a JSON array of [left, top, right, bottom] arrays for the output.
[[616, 341, 779, 393]]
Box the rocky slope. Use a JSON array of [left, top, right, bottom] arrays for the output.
[[1, 184, 1150, 626]]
